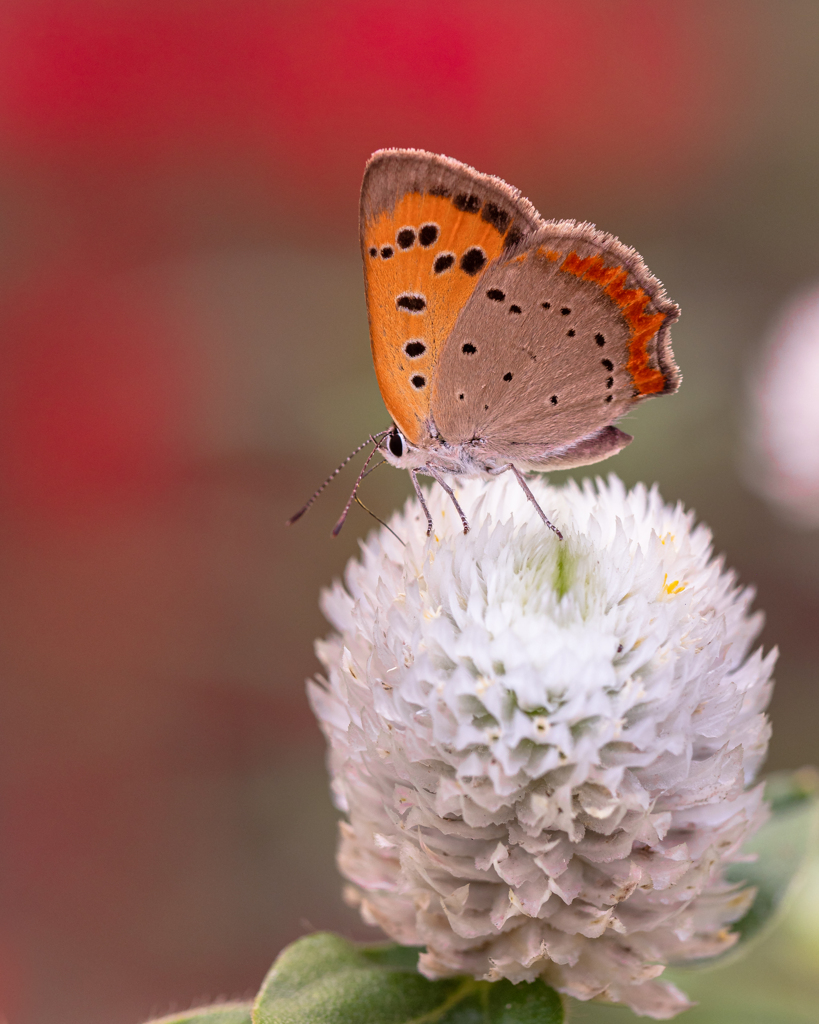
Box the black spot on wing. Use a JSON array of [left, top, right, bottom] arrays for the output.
[[369, 247, 377, 257], [481, 202, 510, 232], [509, 304, 522, 315], [503, 372, 513, 382], [460, 247, 486, 276], [601, 358, 614, 370], [404, 341, 426, 357], [541, 301, 551, 310], [418, 223, 439, 247], [550, 395, 558, 405], [433, 253, 455, 274], [487, 288, 505, 301], [595, 333, 606, 347], [397, 294, 426, 312], [396, 227, 416, 249], [462, 343, 476, 355], [381, 246, 394, 259], [411, 375, 426, 389], [453, 192, 481, 213], [560, 307, 571, 315], [567, 329, 575, 337]]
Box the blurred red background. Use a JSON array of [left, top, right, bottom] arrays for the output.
[[0, 3, 817, 1022]]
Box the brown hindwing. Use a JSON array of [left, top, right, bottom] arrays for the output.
[[430, 221, 679, 465]]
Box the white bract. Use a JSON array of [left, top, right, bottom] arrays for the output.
[[310, 475, 775, 1018]]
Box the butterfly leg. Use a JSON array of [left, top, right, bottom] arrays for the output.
[[427, 468, 470, 534], [493, 464, 563, 540], [410, 470, 435, 536]]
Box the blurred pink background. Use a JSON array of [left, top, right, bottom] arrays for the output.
[[0, 3, 817, 1021]]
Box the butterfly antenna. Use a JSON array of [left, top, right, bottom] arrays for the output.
[[332, 440, 383, 537], [360, 457, 388, 481], [354, 495, 405, 546], [286, 430, 389, 526]]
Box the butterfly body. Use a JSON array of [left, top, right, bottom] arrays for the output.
[[288, 150, 680, 536], [380, 421, 633, 477]]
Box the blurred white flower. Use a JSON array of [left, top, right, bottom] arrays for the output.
[[309, 475, 775, 1018], [747, 286, 819, 525]]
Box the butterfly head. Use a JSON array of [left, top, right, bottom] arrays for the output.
[[381, 424, 428, 470]]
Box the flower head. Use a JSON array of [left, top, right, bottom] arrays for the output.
[[310, 475, 775, 1018], [747, 285, 819, 525]]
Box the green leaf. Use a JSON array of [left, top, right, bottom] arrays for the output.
[[144, 1003, 253, 1024], [438, 979, 564, 1024], [358, 942, 427, 971], [252, 933, 564, 1024], [725, 769, 819, 947], [760, 767, 819, 814], [252, 933, 457, 1024]]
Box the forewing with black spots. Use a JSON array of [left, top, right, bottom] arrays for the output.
[[360, 149, 543, 446]]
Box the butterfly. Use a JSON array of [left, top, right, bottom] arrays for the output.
[[290, 149, 680, 538]]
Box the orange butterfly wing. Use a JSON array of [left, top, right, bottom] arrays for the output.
[[360, 150, 541, 445]]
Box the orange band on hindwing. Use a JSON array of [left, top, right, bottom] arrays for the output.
[[537, 246, 561, 262], [559, 252, 667, 395]]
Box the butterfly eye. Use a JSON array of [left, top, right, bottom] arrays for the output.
[[388, 432, 404, 458]]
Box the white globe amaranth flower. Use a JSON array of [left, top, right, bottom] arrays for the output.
[[309, 474, 775, 1019], [746, 285, 819, 525]]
